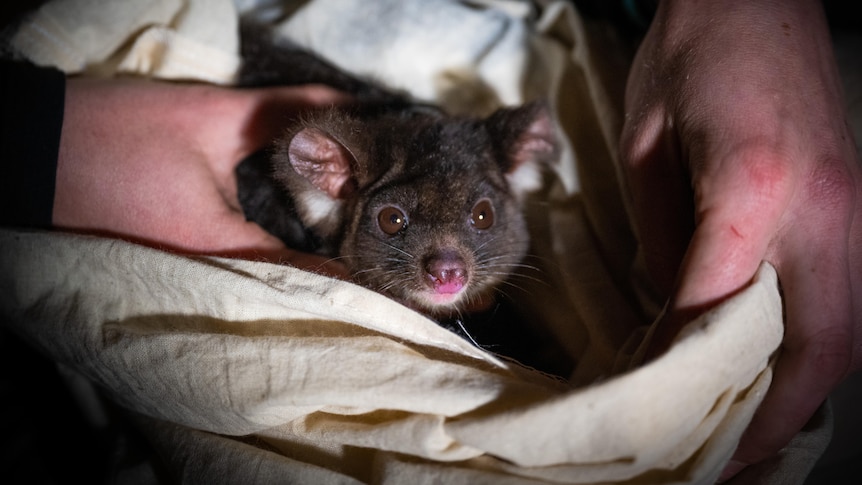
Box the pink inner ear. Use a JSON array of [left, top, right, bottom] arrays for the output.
[[510, 109, 557, 171], [288, 127, 357, 198], [497, 104, 559, 175]]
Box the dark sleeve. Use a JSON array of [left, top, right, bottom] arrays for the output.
[[0, 60, 66, 229]]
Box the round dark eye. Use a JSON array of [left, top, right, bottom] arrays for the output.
[[378, 206, 407, 235], [470, 199, 495, 230]]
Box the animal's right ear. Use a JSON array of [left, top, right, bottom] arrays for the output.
[[287, 127, 358, 199], [486, 101, 559, 200]]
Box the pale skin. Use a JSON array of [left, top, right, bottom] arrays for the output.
[[619, 0, 862, 480], [53, 77, 350, 276]]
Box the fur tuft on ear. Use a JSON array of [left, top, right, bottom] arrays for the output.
[[270, 117, 363, 240], [486, 101, 559, 198], [288, 127, 358, 199]]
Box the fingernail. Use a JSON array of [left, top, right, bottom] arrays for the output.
[[718, 460, 747, 483]]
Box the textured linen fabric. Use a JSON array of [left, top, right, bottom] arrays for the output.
[[0, 227, 783, 484]]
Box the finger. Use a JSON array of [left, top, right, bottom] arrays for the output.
[[648, 147, 797, 355], [238, 84, 353, 159], [265, 247, 350, 279], [237, 224, 350, 279], [619, 107, 693, 297], [722, 209, 855, 480], [645, 214, 772, 358], [722, 270, 852, 481], [197, 219, 350, 279]]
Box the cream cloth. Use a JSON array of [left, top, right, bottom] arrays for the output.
[[9, 0, 240, 83], [1, 0, 813, 483]]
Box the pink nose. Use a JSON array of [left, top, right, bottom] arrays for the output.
[[424, 251, 468, 294]]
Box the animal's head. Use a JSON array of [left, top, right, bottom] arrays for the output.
[[272, 101, 558, 316]]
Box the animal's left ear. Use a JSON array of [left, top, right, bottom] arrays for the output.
[[486, 100, 559, 197]]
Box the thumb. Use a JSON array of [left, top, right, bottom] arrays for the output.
[[648, 154, 793, 356], [209, 221, 350, 279]]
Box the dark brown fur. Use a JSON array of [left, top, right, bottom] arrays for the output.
[[237, 19, 558, 318]]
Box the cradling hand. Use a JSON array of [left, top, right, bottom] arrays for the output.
[[619, 0, 862, 479], [53, 77, 350, 277]]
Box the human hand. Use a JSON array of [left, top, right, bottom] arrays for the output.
[[618, 0, 862, 479], [53, 77, 350, 277]]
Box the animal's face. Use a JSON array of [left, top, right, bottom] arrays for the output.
[[272, 101, 557, 318], [342, 157, 530, 316]]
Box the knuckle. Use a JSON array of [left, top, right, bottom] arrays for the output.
[[802, 327, 853, 385], [805, 157, 858, 214], [619, 107, 667, 170], [733, 145, 794, 205]]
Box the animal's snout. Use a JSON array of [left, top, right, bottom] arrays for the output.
[[424, 249, 468, 294]]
